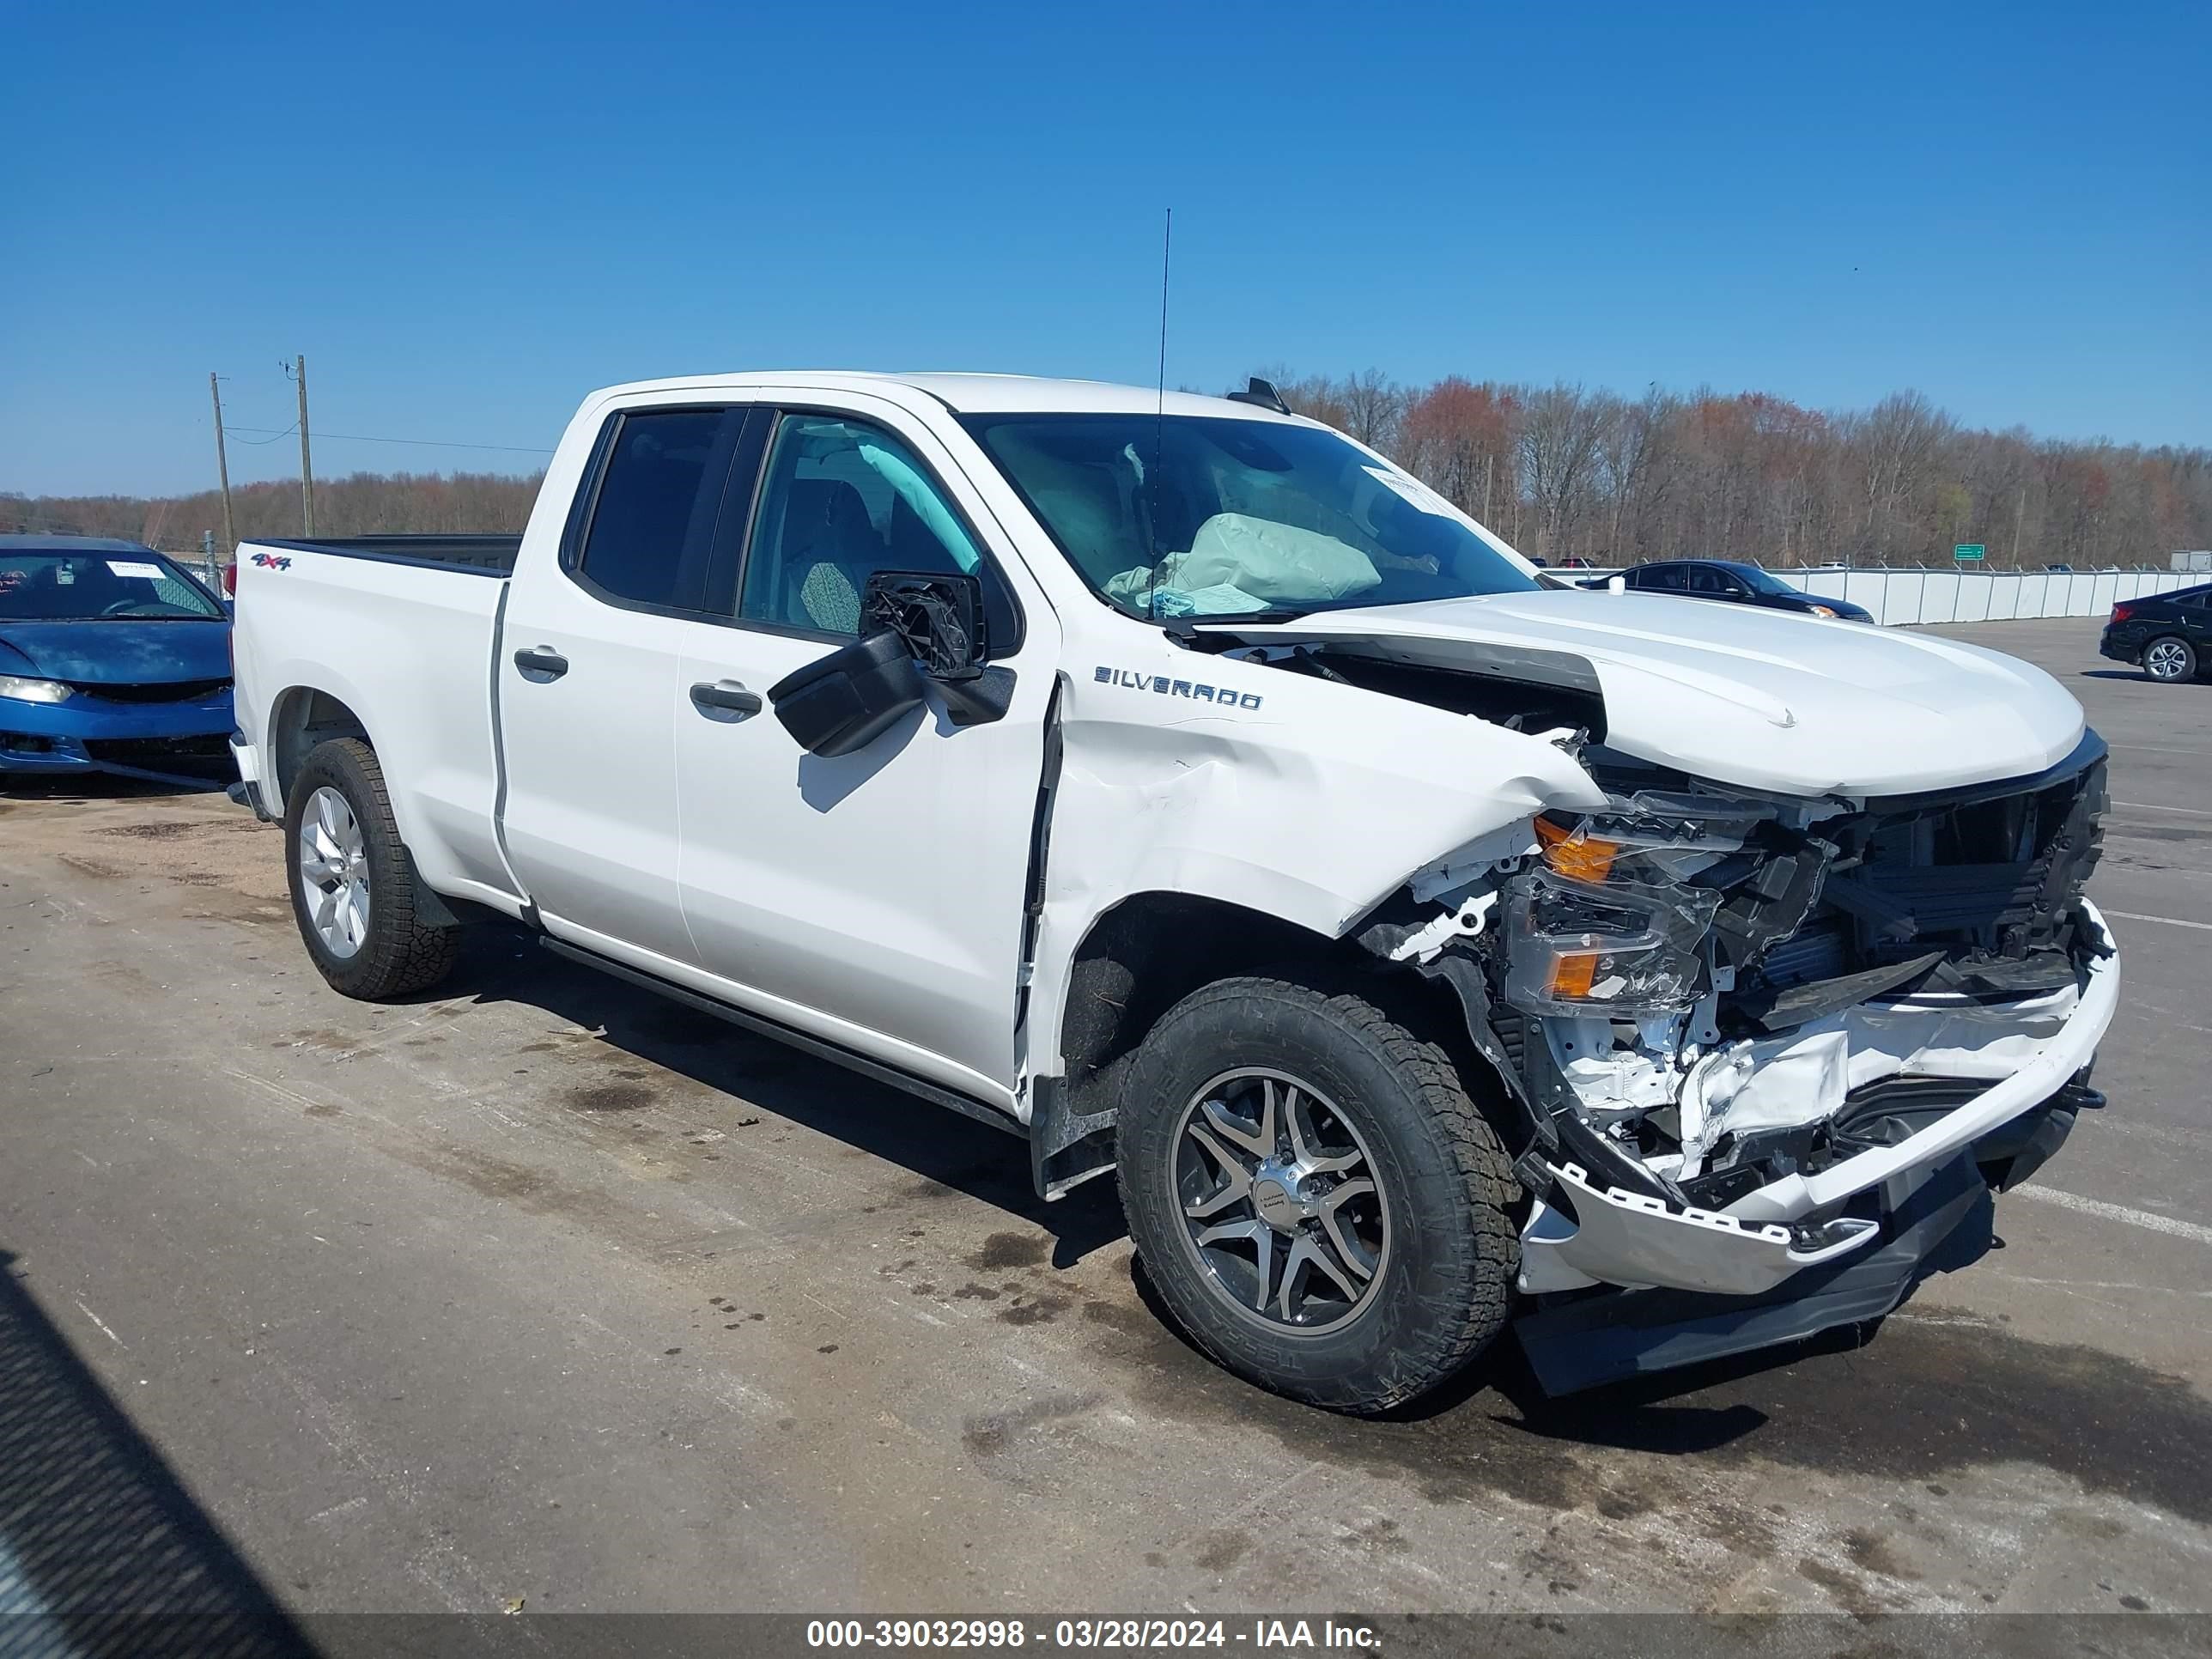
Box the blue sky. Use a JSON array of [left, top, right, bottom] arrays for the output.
[[4, 0, 2206, 495]]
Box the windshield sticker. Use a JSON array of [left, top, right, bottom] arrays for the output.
[[1362, 465, 1456, 518], [1095, 666, 1264, 710], [106, 560, 164, 579]]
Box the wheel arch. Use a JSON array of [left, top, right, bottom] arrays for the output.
[[1030, 889, 1519, 1198], [268, 684, 372, 816]]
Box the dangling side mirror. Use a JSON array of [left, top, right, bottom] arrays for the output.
[[768, 570, 1015, 757]]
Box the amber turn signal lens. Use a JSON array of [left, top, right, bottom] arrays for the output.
[[1534, 817, 1620, 883], [1547, 951, 1601, 999]]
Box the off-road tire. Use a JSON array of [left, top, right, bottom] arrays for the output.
[[285, 737, 460, 1000], [2143, 635, 2197, 684], [1116, 973, 1518, 1415]]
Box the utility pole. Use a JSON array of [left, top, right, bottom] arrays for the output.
[[293, 354, 316, 536], [209, 372, 237, 556], [2010, 484, 2026, 566]]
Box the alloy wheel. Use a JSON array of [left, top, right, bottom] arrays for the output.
[[297, 785, 370, 958], [1172, 1068, 1391, 1332], [2146, 640, 2191, 681]]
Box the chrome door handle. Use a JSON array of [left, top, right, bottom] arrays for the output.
[[690, 679, 762, 718]]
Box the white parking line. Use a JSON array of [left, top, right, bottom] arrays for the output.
[[2013, 1184, 2212, 1247], [74, 1299, 125, 1346], [2114, 800, 2212, 817], [2102, 909, 2212, 933]]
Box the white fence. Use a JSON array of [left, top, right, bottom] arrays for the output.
[[1569, 566, 2201, 628]]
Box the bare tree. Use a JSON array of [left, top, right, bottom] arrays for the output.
[[1339, 369, 1406, 450], [1517, 383, 1609, 559]]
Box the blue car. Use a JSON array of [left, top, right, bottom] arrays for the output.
[[0, 535, 235, 781]]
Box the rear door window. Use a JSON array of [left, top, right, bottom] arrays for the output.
[[571, 408, 747, 612]]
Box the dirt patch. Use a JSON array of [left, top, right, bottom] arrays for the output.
[[1797, 1555, 1890, 1614], [967, 1232, 1047, 1273], [58, 854, 129, 881], [1193, 1530, 1249, 1572], [960, 1392, 1104, 1459], [94, 821, 209, 841], [565, 1083, 655, 1114], [1843, 1528, 1921, 1582], [998, 1292, 1073, 1328]]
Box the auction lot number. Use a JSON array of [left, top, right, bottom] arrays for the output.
[[807, 1620, 1232, 1648]]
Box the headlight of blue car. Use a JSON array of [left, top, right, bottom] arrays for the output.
[[0, 675, 73, 703]]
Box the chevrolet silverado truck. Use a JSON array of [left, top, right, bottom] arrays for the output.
[[228, 373, 2118, 1412]]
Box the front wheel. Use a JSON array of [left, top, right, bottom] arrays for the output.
[[1116, 975, 1518, 1415], [284, 737, 459, 1000], [2143, 636, 2197, 683]]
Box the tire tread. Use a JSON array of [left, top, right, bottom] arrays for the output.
[[288, 738, 459, 1000], [1117, 971, 1518, 1416]]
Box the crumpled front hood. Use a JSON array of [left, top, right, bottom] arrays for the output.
[[0, 620, 231, 685], [1231, 589, 2086, 798]]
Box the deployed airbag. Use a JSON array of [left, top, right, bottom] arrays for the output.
[[1105, 514, 1382, 616]]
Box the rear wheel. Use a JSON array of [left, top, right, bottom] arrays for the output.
[[1116, 975, 1518, 1415], [284, 738, 459, 999], [2143, 636, 2197, 683]]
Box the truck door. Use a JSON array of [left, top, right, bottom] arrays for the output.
[[667, 407, 1052, 1097], [498, 404, 759, 967]]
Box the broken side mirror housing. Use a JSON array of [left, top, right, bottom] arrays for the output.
[[861, 569, 1017, 730], [769, 570, 1015, 757], [860, 570, 986, 679], [768, 629, 928, 758]]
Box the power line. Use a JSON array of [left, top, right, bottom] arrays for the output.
[[223, 422, 298, 446], [222, 425, 552, 456]]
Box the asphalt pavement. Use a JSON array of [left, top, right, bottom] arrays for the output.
[[2, 617, 2208, 1632]]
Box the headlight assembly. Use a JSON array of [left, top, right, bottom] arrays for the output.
[[0, 675, 71, 703], [1503, 866, 1721, 1016], [1504, 801, 1765, 1017]]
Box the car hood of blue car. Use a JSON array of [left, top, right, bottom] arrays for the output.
[[0, 618, 232, 685]]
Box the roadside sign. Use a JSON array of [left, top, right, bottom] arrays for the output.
[[1954, 544, 1985, 561]]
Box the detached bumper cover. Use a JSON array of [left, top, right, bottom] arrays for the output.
[[1517, 1152, 1999, 1396], [1520, 901, 2118, 1298]]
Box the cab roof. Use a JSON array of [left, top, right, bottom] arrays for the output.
[[589, 371, 1309, 422]]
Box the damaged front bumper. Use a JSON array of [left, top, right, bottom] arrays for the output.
[[1359, 727, 2120, 1394], [1505, 902, 2116, 1393], [1520, 900, 2118, 1297]]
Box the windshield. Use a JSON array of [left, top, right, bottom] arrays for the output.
[[0, 551, 225, 621], [1732, 564, 1797, 597], [962, 414, 1538, 619]]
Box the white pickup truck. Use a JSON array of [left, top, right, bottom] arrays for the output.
[[229, 372, 2118, 1410]]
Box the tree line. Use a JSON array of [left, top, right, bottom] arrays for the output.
[[1255, 370, 2208, 569], [3, 471, 541, 555], [9, 377, 2208, 570]]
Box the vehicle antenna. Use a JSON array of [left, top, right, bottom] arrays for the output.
[[1148, 208, 1170, 624]]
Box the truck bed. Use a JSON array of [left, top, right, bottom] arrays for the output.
[[230, 532, 519, 912], [249, 535, 521, 575]]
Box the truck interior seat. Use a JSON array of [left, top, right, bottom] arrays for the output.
[[778, 478, 881, 635]]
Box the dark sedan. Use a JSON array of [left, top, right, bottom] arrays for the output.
[[2100, 583, 2210, 683], [1583, 558, 1875, 621], [0, 535, 235, 781]]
